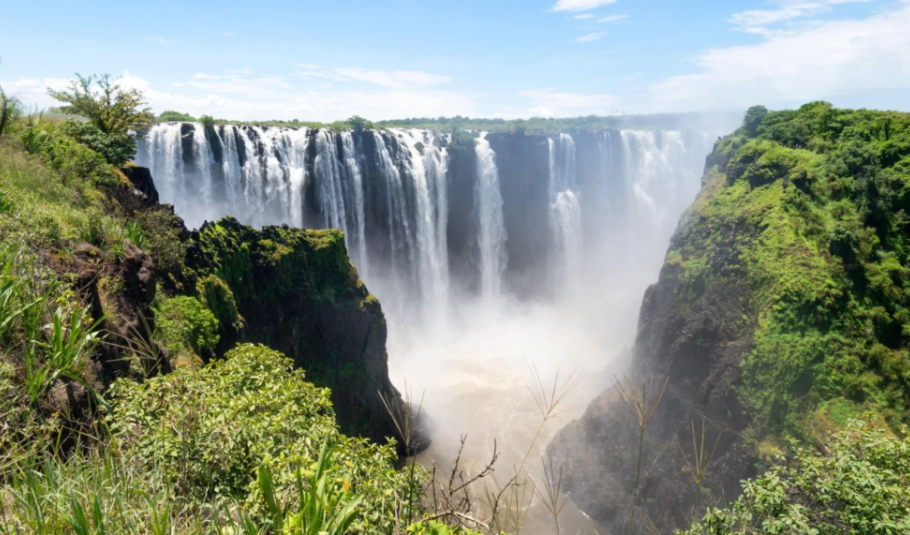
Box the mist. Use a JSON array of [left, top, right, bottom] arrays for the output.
[[136, 116, 734, 533]]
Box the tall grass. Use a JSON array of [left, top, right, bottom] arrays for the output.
[[614, 373, 668, 535]]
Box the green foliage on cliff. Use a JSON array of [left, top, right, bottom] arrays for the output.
[[680, 420, 910, 534], [110, 343, 421, 533], [669, 102, 910, 442], [155, 295, 220, 363], [157, 110, 197, 122]]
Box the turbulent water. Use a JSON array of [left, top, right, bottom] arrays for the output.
[[138, 123, 716, 533]]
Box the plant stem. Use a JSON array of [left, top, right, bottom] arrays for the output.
[[628, 426, 644, 535]]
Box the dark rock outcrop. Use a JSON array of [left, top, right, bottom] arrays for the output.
[[184, 217, 408, 448], [119, 165, 160, 207], [547, 153, 760, 532]]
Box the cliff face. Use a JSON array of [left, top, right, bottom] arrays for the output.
[[183, 217, 403, 444], [548, 103, 910, 532]]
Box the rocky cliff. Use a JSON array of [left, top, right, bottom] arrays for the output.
[[548, 103, 910, 532], [183, 216, 404, 444]]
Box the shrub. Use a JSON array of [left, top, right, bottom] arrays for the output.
[[60, 120, 136, 166], [154, 296, 219, 360], [20, 123, 118, 186], [680, 421, 910, 534], [109, 344, 422, 532], [132, 208, 187, 275]]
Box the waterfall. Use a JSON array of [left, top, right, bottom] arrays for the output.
[[340, 132, 368, 276], [474, 133, 507, 300], [136, 123, 715, 325], [548, 133, 583, 291]]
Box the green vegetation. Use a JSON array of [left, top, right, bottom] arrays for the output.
[[0, 73, 485, 534], [110, 344, 422, 532], [668, 103, 910, 442], [149, 111, 739, 136], [154, 295, 219, 366], [48, 74, 154, 165], [681, 420, 910, 534], [157, 110, 198, 122]]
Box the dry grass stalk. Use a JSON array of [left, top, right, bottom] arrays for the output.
[[676, 420, 721, 518], [613, 372, 669, 535]]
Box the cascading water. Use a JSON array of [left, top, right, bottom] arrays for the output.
[[548, 134, 583, 292], [474, 133, 507, 301], [137, 123, 719, 533]]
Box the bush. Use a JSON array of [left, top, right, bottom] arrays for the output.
[[109, 344, 422, 532], [60, 120, 136, 166], [680, 421, 910, 534], [133, 207, 187, 275], [155, 296, 219, 360], [19, 122, 118, 186]]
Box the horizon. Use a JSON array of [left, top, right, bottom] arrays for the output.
[[2, 0, 909, 122]]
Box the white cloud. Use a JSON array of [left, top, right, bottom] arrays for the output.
[[2, 68, 476, 122], [222, 31, 235, 37], [550, 0, 617, 13], [573, 14, 595, 19], [293, 65, 451, 89], [145, 37, 167, 45], [731, 0, 875, 35], [574, 32, 608, 42], [598, 14, 628, 23], [517, 88, 619, 117], [649, 2, 910, 111]]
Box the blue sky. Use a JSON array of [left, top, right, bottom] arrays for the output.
[[1, 0, 909, 121]]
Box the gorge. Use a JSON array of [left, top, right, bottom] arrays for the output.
[[135, 121, 721, 532]]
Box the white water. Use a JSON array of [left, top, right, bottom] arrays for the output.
[[474, 133, 507, 301], [548, 134, 583, 293], [137, 124, 718, 534]]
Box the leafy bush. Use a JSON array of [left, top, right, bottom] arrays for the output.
[[20, 122, 118, 186], [154, 296, 219, 360], [680, 421, 910, 534], [60, 119, 136, 166], [109, 344, 422, 533], [132, 207, 187, 275]]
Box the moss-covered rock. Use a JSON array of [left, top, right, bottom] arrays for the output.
[[184, 216, 403, 445], [549, 103, 910, 532]]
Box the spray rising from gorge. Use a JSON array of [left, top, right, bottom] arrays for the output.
[[138, 121, 716, 532]]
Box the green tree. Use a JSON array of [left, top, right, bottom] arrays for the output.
[[47, 74, 154, 164], [742, 105, 769, 137], [346, 115, 373, 132]]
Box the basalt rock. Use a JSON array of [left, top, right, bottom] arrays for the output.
[[184, 216, 413, 450]]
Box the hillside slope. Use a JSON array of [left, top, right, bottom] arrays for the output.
[[549, 103, 910, 532]]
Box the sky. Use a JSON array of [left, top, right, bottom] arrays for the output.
[[1, 0, 909, 122]]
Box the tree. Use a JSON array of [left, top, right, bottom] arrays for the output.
[[743, 105, 769, 137], [48, 74, 154, 164], [49, 74, 153, 135], [346, 115, 373, 132]]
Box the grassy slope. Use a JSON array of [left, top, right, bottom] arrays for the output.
[[0, 121, 443, 533], [670, 102, 910, 445]]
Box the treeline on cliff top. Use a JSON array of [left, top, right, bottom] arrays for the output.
[[153, 109, 741, 134]]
